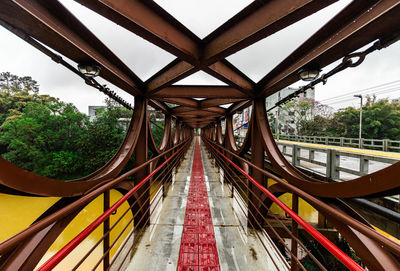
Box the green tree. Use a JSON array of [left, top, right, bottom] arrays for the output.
[[326, 97, 400, 140], [0, 101, 87, 179], [0, 73, 132, 180], [280, 98, 332, 136]]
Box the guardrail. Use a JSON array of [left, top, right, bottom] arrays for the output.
[[277, 142, 399, 180], [278, 135, 400, 152], [203, 138, 365, 271]]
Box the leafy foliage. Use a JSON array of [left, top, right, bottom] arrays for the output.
[[277, 95, 400, 140], [0, 72, 131, 180]]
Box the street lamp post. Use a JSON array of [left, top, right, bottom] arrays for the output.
[[354, 95, 363, 148]]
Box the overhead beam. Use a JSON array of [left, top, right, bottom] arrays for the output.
[[148, 99, 170, 115], [172, 106, 226, 115], [146, 60, 197, 93], [257, 0, 400, 97], [75, 0, 253, 93], [154, 97, 199, 108], [152, 86, 248, 99], [228, 100, 252, 115], [146, 0, 337, 94], [174, 110, 222, 117], [202, 0, 337, 63], [75, 0, 201, 62], [200, 98, 246, 108], [0, 0, 142, 96]]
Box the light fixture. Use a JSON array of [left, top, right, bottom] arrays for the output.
[[78, 63, 101, 77], [298, 68, 320, 81]]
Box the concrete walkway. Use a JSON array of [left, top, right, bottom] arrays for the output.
[[126, 138, 284, 271]]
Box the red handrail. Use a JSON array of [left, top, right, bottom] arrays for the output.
[[206, 141, 364, 271], [38, 142, 188, 271]]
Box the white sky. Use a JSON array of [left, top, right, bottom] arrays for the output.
[[0, 0, 399, 114]]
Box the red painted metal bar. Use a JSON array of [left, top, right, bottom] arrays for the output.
[[37, 142, 189, 271], [206, 141, 365, 271], [177, 139, 220, 270]]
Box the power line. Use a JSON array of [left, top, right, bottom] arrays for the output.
[[325, 87, 400, 106], [319, 80, 400, 103]]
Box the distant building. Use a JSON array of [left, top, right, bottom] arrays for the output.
[[265, 87, 315, 134], [88, 106, 104, 121], [265, 87, 315, 112]]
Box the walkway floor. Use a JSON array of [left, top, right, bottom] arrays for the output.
[[127, 138, 279, 271], [177, 139, 220, 270]]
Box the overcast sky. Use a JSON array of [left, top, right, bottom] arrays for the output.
[[0, 0, 399, 114]]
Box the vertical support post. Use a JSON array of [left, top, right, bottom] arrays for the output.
[[216, 120, 223, 145], [360, 157, 369, 175], [250, 99, 265, 229], [327, 149, 340, 179], [103, 190, 110, 271], [133, 97, 149, 228], [383, 139, 389, 152], [291, 193, 299, 271], [309, 150, 315, 162], [292, 145, 299, 166]]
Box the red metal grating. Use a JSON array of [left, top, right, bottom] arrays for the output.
[[177, 139, 220, 271]]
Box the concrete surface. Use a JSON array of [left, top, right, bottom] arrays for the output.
[[126, 138, 287, 271]]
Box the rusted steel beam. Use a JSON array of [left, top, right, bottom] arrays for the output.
[[184, 116, 216, 120], [227, 100, 252, 115], [0, 0, 142, 96], [75, 0, 201, 62], [146, 60, 197, 93], [75, 0, 253, 93], [152, 86, 248, 98], [204, 60, 254, 93], [155, 97, 199, 108], [199, 98, 246, 108], [148, 99, 170, 115], [202, 0, 337, 63], [175, 111, 221, 118], [258, 0, 400, 97], [172, 106, 226, 115], [145, 0, 335, 94]]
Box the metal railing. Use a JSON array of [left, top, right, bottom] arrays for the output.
[[203, 137, 365, 271], [277, 142, 399, 180], [0, 139, 191, 271], [36, 140, 190, 271], [278, 134, 400, 152]]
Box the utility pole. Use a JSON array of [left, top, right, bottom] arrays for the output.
[[354, 95, 363, 148]]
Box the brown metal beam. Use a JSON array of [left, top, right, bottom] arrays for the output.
[[199, 98, 246, 108], [152, 86, 247, 98], [148, 99, 170, 115], [228, 100, 253, 115], [0, 0, 142, 96], [172, 106, 226, 115], [257, 0, 400, 97], [75, 0, 201, 62], [202, 0, 337, 63], [144, 0, 337, 95], [75, 0, 253, 94], [174, 110, 222, 117], [154, 97, 199, 108], [146, 60, 197, 93]]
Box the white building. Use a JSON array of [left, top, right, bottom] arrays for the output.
[[266, 87, 315, 134]]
